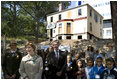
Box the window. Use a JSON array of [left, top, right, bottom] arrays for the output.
[[78, 1, 82, 5], [90, 22, 92, 31], [51, 17, 53, 22], [67, 23, 71, 34], [89, 34, 92, 39], [100, 29, 102, 36], [105, 2, 110, 5], [100, 18, 102, 24], [50, 39, 53, 41], [98, 4, 100, 7], [103, 20, 111, 24], [90, 9, 92, 17], [98, 3, 104, 6], [59, 14, 61, 20], [103, 20, 112, 28], [53, 30, 55, 33], [106, 13, 110, 16], [59, 23, 62, 26], [50, 29, 53, 37], [94, 13, 98, 22], [58, 23, 62, 34], [59, 27, 62, 34], [94, 4, 97, 7], [102, 14, 104, 16], [78, 35, 82, 39], [106, 30, 111, 36], [78, 9, 82, 15], [58, 36, 62, 40], [66, 36, 71, 39]]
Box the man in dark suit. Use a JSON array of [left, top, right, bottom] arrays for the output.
[[47, 40, 66, 79], [2, 40, 22, 79]]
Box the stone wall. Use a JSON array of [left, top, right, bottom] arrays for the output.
[[40, 39, 114, 54], [59, 39, 114, 55]]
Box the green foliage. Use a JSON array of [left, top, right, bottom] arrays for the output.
[[1, 1, 25, 37], [1, 1, 71, 40]]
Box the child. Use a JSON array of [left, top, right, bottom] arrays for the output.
[[85, 57, 94, 79], [94, 50, 103, 62], [102, 57, 117, 79], [73, 59, 85, 79], [89, 57, 105, 79], [65, 54, 74, 79]]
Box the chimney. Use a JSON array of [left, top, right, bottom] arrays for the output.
[[59, 3, 62, 12]]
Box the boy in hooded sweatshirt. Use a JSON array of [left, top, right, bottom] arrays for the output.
[[89, 57, 105, 79]]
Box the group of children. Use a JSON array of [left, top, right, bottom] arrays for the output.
[[36, 44, 117, 79], [66, 54, 117, 79], [38, 44, 117, 79]]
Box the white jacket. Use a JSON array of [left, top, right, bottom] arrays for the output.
[[19, 54, 43, 79]]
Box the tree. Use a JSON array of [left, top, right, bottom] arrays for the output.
[[18, 1, 71, 43], [1, 1, 71, 42], [1, 1, 30, 37]]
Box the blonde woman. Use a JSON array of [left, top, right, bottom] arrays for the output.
[[19, 42, 43, 79]]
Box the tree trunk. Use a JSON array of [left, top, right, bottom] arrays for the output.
[[110, 1, 117, 62], [35, 21, 39, 43], [13, 2, 17, 38], [34, 4, 40, 43]]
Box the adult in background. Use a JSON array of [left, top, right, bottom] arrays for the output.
[[105, 44, 116, 61], [19, 42, 43, 79], [47, 40, 66, 79], [85, 45, 94, 59], [2, 40, 22, 79]]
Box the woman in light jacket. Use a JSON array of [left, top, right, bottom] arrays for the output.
[[19, 42, 43, 79]]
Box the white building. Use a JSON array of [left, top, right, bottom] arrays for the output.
[[70, 1, 112, 39], [103, 20, 112, 39], [47, 4, 103, 41]]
